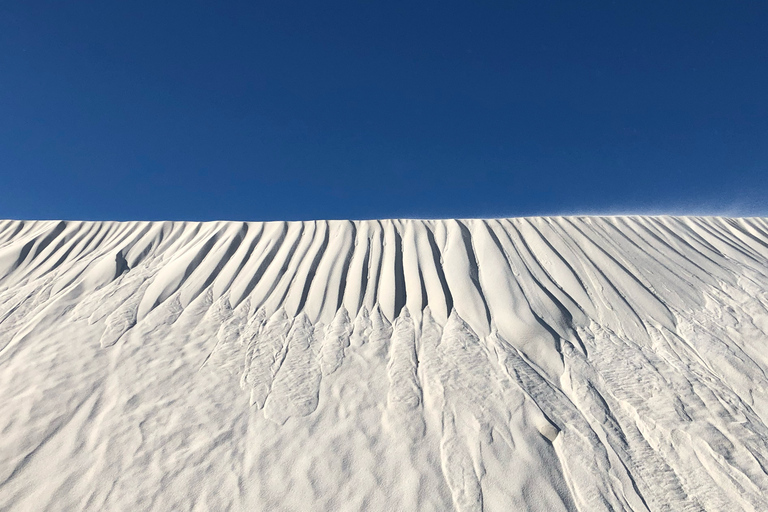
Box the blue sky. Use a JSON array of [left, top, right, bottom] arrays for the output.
[[1, 1, 767, 221]]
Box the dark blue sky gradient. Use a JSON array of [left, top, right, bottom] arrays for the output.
[[1, 1, 767, 220]]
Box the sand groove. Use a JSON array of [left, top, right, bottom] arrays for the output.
[[1, 216, 767, 511]]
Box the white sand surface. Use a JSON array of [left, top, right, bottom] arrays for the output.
[[1, 216, 768, 511]]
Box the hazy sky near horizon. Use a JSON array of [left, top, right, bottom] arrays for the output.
[[1, 1, 767, 221]]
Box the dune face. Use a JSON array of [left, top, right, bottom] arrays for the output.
[[1, 217, 768, 511]]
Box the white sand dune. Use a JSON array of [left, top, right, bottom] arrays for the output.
[[1, 216, 768, 511]]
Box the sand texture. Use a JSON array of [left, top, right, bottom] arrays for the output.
[[1, 216, 768, 511]]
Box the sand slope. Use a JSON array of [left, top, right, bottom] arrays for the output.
[[1, 216, 768, 511]]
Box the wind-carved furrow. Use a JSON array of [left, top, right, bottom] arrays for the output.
[[438, 221, 490, 338], [293, 221, 331, 316], [100, 220, 132, 246], [229, 221, 290, 307], [2, 221, 39, 246], [28, 223, 93, 281], [137, 228, 226, 320], [164, 222, 210, 256], [104, 222, 145, 255], [402, 223, 430, 316], [361, 221, 385, 312], [69, 223, 110, 264], [547, 218, 653, 341], [629, 217, 719, 295], [473, 220, 565, 377], [739, 218, 768, 254], [502, 229, 588, 346], [302, 221, 355, 323], [455, 220, 491, 329], [513, 218, 595, 318], [563, 217, 676, 331], [599, 218, 704, 309], [257, 222, 319, 315], [0, 220, 25, 246], [147, 221, 190, 257], [630, 218, 723, 291], [726, 218, 768, 262], [2, 217, 768, 512], [708, 218, 767, 263], [487, 220, 586, 351], [121, 222, 167, 269], [344, 224, 371, 315], [0, 221, 67, 282], [377, 221, 403, 321], [176, 223, 248, 308], [211, 223, 265, 299], [52, 222, 112, 268], [660, 218, 738, 279], [392, 226, 408, 319], [102, 220, 139, 253], [582, 218, 670, 289], [170, 226, 228, 285], [424, 223, 453, 317], [689, 217, 764, 267], [747, 218, 768, 242], [22, 221, 68, 266], [334, 222, 356, 312]]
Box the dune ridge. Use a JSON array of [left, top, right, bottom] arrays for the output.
[[1, 216, 768, 511]]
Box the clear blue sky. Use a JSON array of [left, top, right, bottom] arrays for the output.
[[1, 1, 767, 221]]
